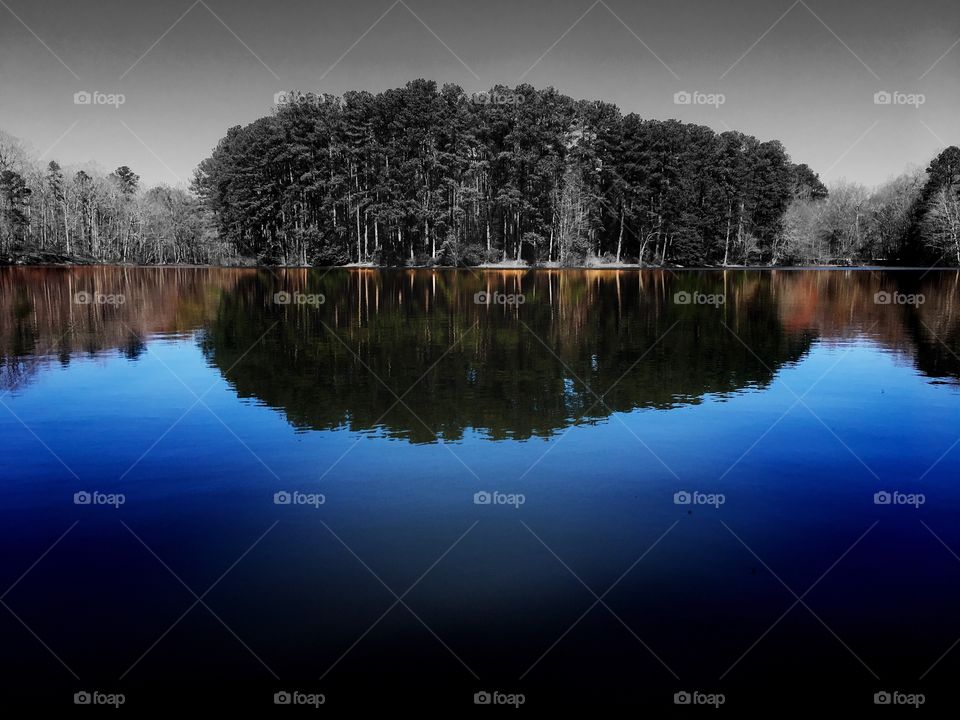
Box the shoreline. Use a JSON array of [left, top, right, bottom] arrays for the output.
[[0, 255, 950, 272]]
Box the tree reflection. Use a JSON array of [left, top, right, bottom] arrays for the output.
[[2, 267, 959, 443]]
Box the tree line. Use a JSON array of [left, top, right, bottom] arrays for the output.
[[193, 80, 959, 267], [194, 80, 826, 266], [0, 130, 232, 265], [2, 80, 958, 267], [783, 147, 960, 265]]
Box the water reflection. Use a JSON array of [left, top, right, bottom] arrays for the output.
[[2, 267, 959, 441], [0, 267, 240, 392]]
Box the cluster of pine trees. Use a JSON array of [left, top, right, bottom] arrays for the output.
[[194, 80, 827, 266]]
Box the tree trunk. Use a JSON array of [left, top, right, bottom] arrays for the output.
[[616, 202, 625, 263], [723, 203, 732, 266]]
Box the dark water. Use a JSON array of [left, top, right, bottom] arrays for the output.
[[2, 267, 960, 710]]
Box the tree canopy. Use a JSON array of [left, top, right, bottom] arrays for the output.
[[194, 80, 824, 267]]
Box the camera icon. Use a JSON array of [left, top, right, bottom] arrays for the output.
[[74, 691, 92, 705], [73, 291, 93, 305], [73, 91, 92, 105], [673, 91, 692, 105], [873, 91, 892, 105], [474, 491, 491, 505], [874, 491, 891, 505], [674, 691, 692, 705], [874, 691, 891, 705], [474, 691, 492, 705], [473, 291, 489, 304], [74, 491, 92, 505], [274, 91, 290, 106], [273, 291, 292, 305], [274, 691, 292, 705], [874, 291, 891, 305], [674, 491, 691, 505], [673, 291, 691, 305], [274, 491, 291, 505]]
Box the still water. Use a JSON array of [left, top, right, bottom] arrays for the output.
[[2, 267, 960, 709]]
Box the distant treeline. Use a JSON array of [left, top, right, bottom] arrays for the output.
[[2, 80, 958, 267], [0, 130, 233, 265], [790, 146, 960, 266]]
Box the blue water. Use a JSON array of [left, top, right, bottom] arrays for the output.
[[2, 267, 959, 710]]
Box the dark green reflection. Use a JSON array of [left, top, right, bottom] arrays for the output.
[[201, 270, 814, 442]]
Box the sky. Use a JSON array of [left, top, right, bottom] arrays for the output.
[[1, 0, 957, 187]]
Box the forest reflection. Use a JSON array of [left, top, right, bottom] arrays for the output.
[[2, 267, 958, 441]]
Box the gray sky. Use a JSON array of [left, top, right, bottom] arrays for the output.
[[1, 0, 957, 186]]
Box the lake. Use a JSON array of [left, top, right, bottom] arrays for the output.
[[2, 267, 959, 710]]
